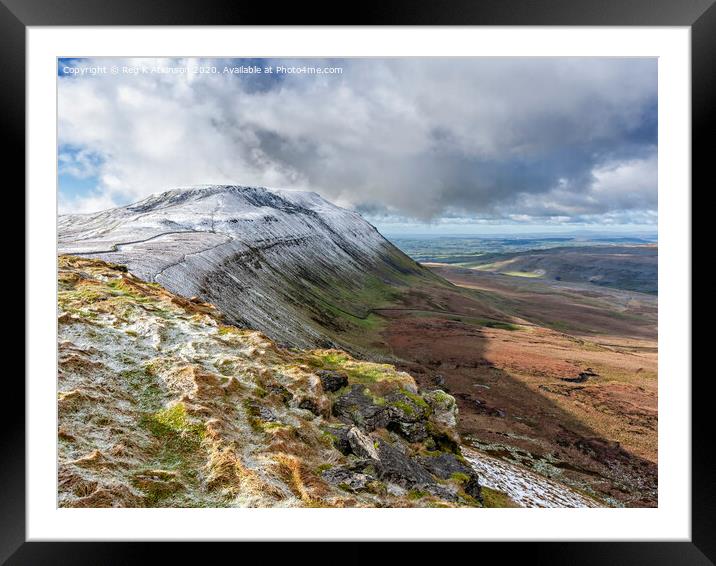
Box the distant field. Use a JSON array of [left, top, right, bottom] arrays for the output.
[[390, 236, 657, 294], [390, 235, 656, 262], [375, 264, 658, 506], [378, 235, 659, 506], [468, 245, 657, 294], [423, 263, 657, 340]]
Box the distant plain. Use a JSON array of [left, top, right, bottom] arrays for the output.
[[384, 235, 658, 506]]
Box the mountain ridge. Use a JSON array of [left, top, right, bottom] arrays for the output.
[[58, 185, 435, 350]]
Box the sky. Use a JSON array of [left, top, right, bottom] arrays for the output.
[[57, 57, 657, 235]]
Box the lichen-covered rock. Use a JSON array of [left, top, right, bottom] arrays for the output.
[[424, 390, 458, 429], [425, 483, 460, 502], [373, 439, 434, 488], [418, 453, 482, 501], [385, 390, 431, 423], [418, 452, 469, 479], [391, 421, 428, 443], [317, 369, 348, 392], [463, 474, 482, 501], [347, 426, 380, 460], [297, 398, 321, 416], [382, 390, 432, 442], [332, 385, 390, 431], [321, 467, 375, 492], [321, 424, 352, 455]]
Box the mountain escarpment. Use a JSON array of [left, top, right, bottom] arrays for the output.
[[58, 185, 435, 350]]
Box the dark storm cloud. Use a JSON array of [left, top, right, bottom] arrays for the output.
[[58, 57, 657, 223]]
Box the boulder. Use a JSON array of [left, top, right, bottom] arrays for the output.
[[374, 439, 434, 488], [332, 385, 390, 431], [321, 467, 375, 492], [378, 390, 432, 442], [418, 452, 467, 477], [418, 452, 481, 500], [424, 390, 458, 428], [321, 424, 352, 455], [391, 421, 428, 443], [424, 483, 460, 502], [297, 398, 321, 415], [463, 474, 482, 501], [317, 369, 349, 392], [347, 426, 380, 460], [385, 391, 430, 423]]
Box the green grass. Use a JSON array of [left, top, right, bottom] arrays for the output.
[[121, 367, 164, 411], [106, 279, 155, 303], [143, 403, 205, 442], [407, 489, 427, 500], [480, 486, 519, 508], [347, 364, 391, 385], [133, 402, 207, 505], [501, 270, 543, 278], [310, 351, 350, 368], [450, 472, 471, 483], [59, 287, 106, 304], [307, 352, 395, 385], [141, 404, 205, 469]]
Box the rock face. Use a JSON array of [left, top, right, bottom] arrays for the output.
[[317, 370, 349, 392], [347, 427, 380, 460], [57, 256, 482, 508], [58, 185, 431, 349], [332, 385, 391, 432]]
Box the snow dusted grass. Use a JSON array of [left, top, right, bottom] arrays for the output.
[[463, 448, 601, 508], [57, 256, 479, 508]]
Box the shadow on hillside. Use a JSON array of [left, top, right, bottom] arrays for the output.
[[373, 285, 657, 508]]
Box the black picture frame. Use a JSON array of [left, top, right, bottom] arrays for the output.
[[6, 1, 707, 563]]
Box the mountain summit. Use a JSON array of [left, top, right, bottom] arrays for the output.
[[58, 185, 430, 348]]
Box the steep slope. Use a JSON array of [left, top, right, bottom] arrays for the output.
[[58, 256, 488, 508], [58, 185, 433, 350]]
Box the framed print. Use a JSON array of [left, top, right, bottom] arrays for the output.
[[7, 0, 709, 563]]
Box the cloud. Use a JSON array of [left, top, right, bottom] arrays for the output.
[[58, 57, 657, 224]]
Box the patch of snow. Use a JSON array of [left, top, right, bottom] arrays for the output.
[[463, 447, 601, 508]]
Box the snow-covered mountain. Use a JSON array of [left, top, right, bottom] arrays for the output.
[[58, 185, 428, 348]]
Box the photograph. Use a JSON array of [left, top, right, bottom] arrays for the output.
[[55, 56, 659, 509]]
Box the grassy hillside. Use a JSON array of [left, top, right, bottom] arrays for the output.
[[58, 255, 513, 508]]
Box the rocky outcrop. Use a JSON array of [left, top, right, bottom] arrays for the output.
[[418, 453, 481, 499], [332, 385, 391, 432], [317, 370, 349, 392], [319, 367, 480, 501], [57, 256, 482, 508], [347, 427, 380, 460]]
